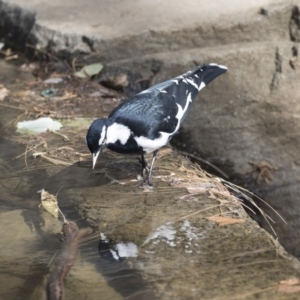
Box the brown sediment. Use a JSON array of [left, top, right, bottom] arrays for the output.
[[46, 221, 93, 300]]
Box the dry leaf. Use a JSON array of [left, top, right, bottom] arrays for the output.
[[0, 87, 9, 101], [186, 183, 217, 194], [206, 216, 245, 226], [280, 277, 300, 286], [38, 189, 59, 218], [278, 284, 300, 294]]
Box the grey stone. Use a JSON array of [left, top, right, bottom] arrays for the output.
[[0, 0, 35, 50]]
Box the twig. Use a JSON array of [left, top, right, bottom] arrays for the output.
[[0, 103, 26, 111], [25, 43, 60, 62], [49, 130, 69, 141], [46, 221, 92, 300]]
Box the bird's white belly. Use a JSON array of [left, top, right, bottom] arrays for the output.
[[134, 131, 171, 153]]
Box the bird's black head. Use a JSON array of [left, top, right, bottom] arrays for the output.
[[86, 118, 108, 169]]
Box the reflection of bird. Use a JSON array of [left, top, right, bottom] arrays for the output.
[[86, 63, 227, 187]]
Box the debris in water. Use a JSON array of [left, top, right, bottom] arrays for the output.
[[41, 88, 58, 98], [38, 189, 61, 219], [17, 117, 62, 134]]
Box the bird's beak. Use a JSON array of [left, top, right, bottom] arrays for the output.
[[92, 150, 101, 169]]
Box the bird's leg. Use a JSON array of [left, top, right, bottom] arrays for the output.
[[144, 150, 158, 187], [138, 153, 149, 177]]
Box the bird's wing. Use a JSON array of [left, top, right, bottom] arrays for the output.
[[109, 91, 179, 139], [109, 64, 227, 139]]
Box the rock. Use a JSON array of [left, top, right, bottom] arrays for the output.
[[0, 0, 295, 62], [104, 12, 300, 257], [57, 150, 300, 300], [0, 0, 35, 51], [98, 66, 149, 97]]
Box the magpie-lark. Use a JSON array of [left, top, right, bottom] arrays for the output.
[[86, 63, 227, 186]]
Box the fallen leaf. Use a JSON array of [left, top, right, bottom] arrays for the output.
[[75, 63, 103, 78], [278, 284, 300, 294], [38, 189, 59, 218], [206, 216, 245, 226], [84, 63, 103, 76], [280, 277, 300, 286], [44, 77, 63, 84], [61, 118, 94, 129], [0, 87, 9, 101]]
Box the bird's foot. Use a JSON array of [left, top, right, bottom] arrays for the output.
[[136, 174, 144, 181], [140, 177, 153, 190], [142, 166, 150, 177], [140, 182, 153, 190]]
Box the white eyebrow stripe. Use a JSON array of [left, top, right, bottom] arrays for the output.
[[98, 126, 107, 145]]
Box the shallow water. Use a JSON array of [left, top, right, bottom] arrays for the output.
[[0, 136, 158, 299], [0, 60, 156, 299]]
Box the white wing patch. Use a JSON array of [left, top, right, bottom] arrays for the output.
[[209, 63, 228, 70], [134, 93, 193, 153], [106, 123, 131, 145], [176, 92, 192, 122], [186, 78, 199, 90], [198, 81, 206, 91], [98, 125, 107, 145]]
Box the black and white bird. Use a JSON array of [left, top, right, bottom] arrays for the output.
[[86, 63, 227, 186]]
